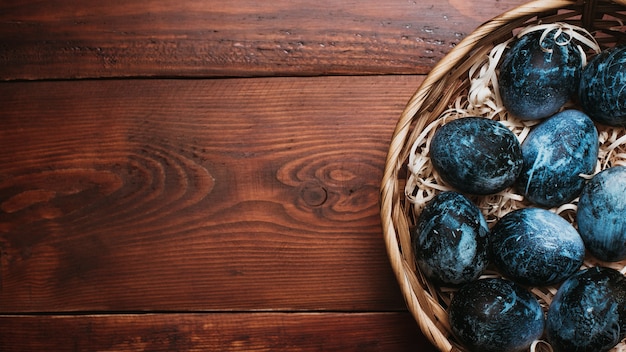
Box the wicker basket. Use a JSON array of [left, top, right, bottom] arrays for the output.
[[380, 0, 626, 351]]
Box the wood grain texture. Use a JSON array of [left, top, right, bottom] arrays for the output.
[[0, 0, 526, 80], [0, 0, 532, 349], [0, 312, 437, 352], [0, 75, 424, 313]]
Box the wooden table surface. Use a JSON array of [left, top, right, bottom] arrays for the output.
[[1, 0, 526, 350]]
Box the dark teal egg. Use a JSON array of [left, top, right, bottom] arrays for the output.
[[430, 117, 523, 195], [546, 267, 626, 352], [490, 207, 585, 286], [449, 277, 545, 352], [499, 29, 583, 120], [577, 166, 626, 262], [411, 191, 489, 286], [515, 109, 599, 207], [579, 44, 626, 126]]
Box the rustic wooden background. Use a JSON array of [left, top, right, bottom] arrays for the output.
[[1, 0, 525, 350]]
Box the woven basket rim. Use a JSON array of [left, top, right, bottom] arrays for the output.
[[380, 0, 626, 351]]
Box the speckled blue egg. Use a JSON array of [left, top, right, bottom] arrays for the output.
[[546, 266, 626, 352], [499, 29, 583, 120], [449, 277, 545, 352], [430, 117, 523, 195], [515, 109, 599, 207], [577, 166, 626, 262], [579, 44, 626, 126], [490, 207, 585, 286], [411, 191, 489, 286]]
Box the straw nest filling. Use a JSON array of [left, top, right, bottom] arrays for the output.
[[403, 22, 626, 352]]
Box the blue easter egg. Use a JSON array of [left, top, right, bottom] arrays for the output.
[[546, 266, 626, 352], [577, 166, 626, 262], [499, 29, 583, 120], [579, 44, 626, 126], [490, 207, 585, 286], [449, 277, 545, 352], [411, 191, 489, 286], [515, 109, 599, 207], [430, 117, 523, 195]]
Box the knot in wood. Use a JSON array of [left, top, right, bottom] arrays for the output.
[[299, 182, 328, 207]]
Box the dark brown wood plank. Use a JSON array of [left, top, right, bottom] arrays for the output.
[[0, 0, 525, 80], [0, 312, 437, 352], [0, 75, 423, 312]]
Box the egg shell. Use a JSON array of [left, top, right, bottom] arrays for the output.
[[579, 44, 626, 126], [577, 166, 626, 262], [515, 109, 599, 208], [411, 191, 489, 286], [449, 277, 545, 352], [499, 29, 583, 120], [430, 117, 523, 195], [546, 267, 626, 352], [489, 207, 585, 286]]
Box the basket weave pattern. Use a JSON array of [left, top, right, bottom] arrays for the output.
[[380, 0, 626, 351]]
